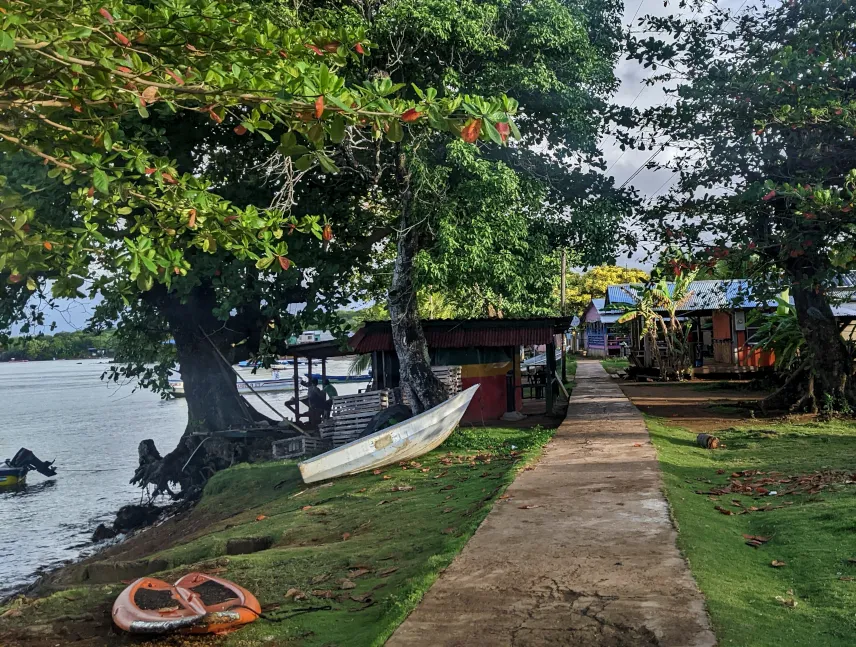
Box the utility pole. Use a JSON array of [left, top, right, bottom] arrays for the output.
[[560, 250, 567, 383]]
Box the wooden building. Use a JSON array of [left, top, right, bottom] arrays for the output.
[[589, 279, 856, 375], [349, 317, 572, 421]]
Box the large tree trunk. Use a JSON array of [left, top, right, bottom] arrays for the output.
[[763, 283, 855, 412], [387, 150, 447, 414], [131, 283, 273, 497]]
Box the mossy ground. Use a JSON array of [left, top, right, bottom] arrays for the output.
[[0, 425, 554, 647], [647, 416, 856, 646]]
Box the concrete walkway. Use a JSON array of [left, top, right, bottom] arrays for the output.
[[387, 360, 716, 647]]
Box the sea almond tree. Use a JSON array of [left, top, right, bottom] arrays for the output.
[[0, 0, 517, 493]]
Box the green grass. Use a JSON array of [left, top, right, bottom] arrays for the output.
[[600, 357, 629, 374], [0, 426, 554, 647], [647, 416, 856, 646]]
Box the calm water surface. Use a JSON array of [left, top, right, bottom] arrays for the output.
[[0, 357, 366, 598]]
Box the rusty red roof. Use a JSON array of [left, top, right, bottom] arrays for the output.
[[350, 318, 571, 353]]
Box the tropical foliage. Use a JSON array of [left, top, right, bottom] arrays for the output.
[[0, 329, 114, 361], [628, 0, 856, 408], [748, 296, 805, 373], [561, 265, 649, 315], [618, 271, 697, 380]]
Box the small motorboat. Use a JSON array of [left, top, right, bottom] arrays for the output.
[[169, 378, 296, 397], [307, 373, 371, 383], [112, 572, 260, 634], [0, 448, 57, 487], [299, 384, 478, 483]]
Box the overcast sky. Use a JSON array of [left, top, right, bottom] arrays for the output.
[[28, 0, 692, 333]]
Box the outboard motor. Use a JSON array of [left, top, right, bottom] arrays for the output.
[[8, 448, 58, 478]]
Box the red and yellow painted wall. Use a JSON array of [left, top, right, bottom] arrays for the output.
[[432, 348, 520, 422]]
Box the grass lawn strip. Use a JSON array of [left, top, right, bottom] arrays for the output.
[[0, 425, 554, 647], [600, 357, 629, 374], [647, 416, 856, 646]]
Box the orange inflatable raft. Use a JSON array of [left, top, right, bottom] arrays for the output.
[[112, 572, 261, 634]]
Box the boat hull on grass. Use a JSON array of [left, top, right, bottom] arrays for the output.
[[299, 384, 478, 484]]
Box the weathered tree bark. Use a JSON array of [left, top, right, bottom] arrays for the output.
[[387, 150, 447, 413], [131, 283, 274, 497], [762, 283, 855, 412]]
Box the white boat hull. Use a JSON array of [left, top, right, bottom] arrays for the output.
[[298, 384, 478, 484], [169, 379, 295, 397]]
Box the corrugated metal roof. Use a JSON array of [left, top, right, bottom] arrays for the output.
[[351, 317, 571, 353], [606, 280, 765, 312]]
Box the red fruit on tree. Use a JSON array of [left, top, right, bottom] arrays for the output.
[[234, 125, 248, 135], [278, 256, 291, 271], [305, 44, 324, 56], [748, 241, 757, 250], [354, 42, 365, 55], [762, 190, 776, 201], [114, 32, 131, 47], [187, 209, 197, 228], [323, 42, 340, 53], [99, 7, 114, 23], [43, 241, 52, 251], [161, 172, 178, 184], [322, 224, 333, 241], [315, 95, 324, 119], [87, 186, 95, 198]]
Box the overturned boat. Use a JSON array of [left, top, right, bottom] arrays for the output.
[[112, 572, 260, 635], [299, 384, 478, 484], [0, 448, 57, 487]]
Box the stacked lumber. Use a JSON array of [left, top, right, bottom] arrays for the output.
[[272, 436, 333, 459], [272, 437, 307, 459], [319, 389, 391, 446], [432, 365, 462, 395], [401, 366, 463, 410]]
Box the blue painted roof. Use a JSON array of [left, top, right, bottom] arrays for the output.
[[591, 298, 606, 311], [606, 280, 764, 312]]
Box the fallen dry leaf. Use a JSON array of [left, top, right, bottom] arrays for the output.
[[391, 486, 414, 492], [714, 506, 733, 516], [775, 595, 797, 607], [771, 560, 787, 568], [357, 488, 367, 493], [284, 588, 306, 601], [443, 507, 454, 513], [349, 568, 371, 578], [499, 494, 511, 500], [373, 469, 382, 475], [301, 505, 312, 511], [378, 567, 398, 577], [1, 609, 22, 618], [441, 527, 456, 534], [311, 574, 331, 584], [839, 576, 854, 581], [441, 484, 455, 491], [342, 532, 352, 541], [311, 589, 334, 598], [255, 514, 267, 521], [377, 500, 390, 506], [421, 468, 431, 473], [382, 475, 392, 480], [340, 579, 357, 590], [633, 443, 643, 447], [518, 504, 541, 510]]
